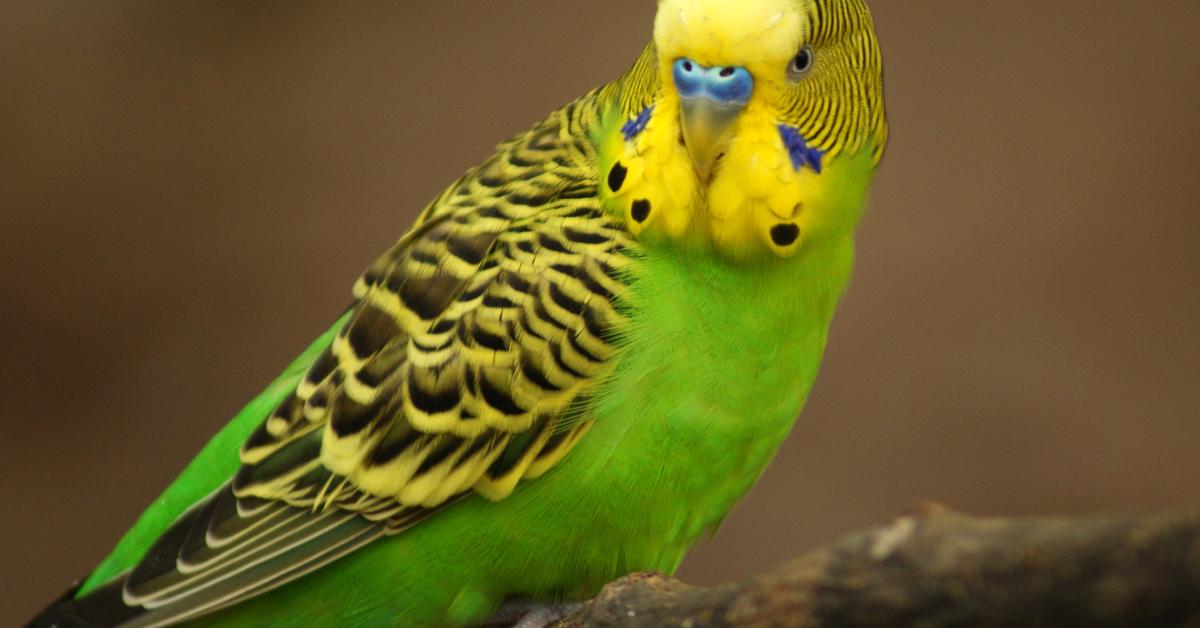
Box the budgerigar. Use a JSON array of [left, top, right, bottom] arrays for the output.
[[32, 0, 887, 625]]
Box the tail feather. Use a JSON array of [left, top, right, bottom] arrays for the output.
[[26, 577, 139, 627], [27, 481, 389, 627]]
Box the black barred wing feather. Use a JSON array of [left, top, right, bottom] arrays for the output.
[[63, 100, 638, 626], [237, 104, 633, 512], [90, 487, 389, 627]]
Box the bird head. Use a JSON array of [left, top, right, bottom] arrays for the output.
[[601, 0, 887, 260]]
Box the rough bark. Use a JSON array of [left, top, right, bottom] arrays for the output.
[[552, 503, 1200, 627]]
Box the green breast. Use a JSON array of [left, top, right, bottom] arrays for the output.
[[571, 234, 857, 562]]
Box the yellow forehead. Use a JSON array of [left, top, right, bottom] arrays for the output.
[[654, 0, 805, 74]]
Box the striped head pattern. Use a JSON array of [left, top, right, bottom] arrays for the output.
[[601, 0, 887, 260]]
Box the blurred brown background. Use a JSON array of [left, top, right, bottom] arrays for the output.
[[2, 1, 1199, 624]]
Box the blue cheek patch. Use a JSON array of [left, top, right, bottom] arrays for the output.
[[622, 106, 654, 141], [778, 125, 824, 174]]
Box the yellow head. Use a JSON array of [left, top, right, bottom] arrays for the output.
[[600, 0, 887, 260]]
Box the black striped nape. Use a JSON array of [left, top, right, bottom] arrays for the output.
[[785, 0, 887, 163]]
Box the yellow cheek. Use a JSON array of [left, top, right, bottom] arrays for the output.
[[601, 91, 838, 260], [766, 179, 803, 221], [656, 159, 698, 238], [743, 152, 782, 198], [603, 101, 701, 240], [707, 175, 751, 246], [705, 112, 810, 257]]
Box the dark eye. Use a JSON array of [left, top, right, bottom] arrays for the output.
[[788, 45, 814, 81]]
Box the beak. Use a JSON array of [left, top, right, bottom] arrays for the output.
[[673, 59, 754, 181]]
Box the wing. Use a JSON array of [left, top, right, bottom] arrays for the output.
[[39, 99, 636, 627]]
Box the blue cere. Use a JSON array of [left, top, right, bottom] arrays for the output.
[[778, 125, 824, 174], [622, 105, 654, 141], [672, 59, 754, 106]]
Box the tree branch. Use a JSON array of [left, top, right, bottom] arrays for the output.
[[553, 503, 1200, 627]]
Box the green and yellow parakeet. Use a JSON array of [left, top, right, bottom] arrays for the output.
[[32, 0, 887, 625]]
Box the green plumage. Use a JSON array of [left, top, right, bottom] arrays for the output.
[[33, 2, 886, 626], [78, 315, 350, 595]]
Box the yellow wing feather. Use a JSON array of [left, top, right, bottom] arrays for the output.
[[234, 96, 636, 519]]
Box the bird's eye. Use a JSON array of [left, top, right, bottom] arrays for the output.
[[788, 45, 814, 81]]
